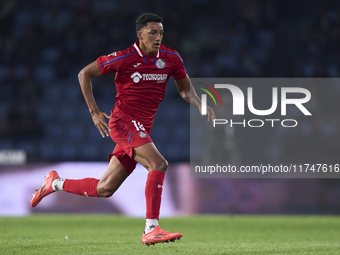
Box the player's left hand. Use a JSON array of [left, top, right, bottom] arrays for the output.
[[198, 105, 215, 122]]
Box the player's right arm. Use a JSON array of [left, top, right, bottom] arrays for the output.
[[78, 61, 111, 138]]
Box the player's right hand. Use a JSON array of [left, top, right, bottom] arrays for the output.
[[90, 110, 111, 138]]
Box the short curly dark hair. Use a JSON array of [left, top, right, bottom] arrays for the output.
[[135, 13, 163, 31]]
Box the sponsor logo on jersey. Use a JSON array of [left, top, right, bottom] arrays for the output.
[[131, 72, 168, 83], [155, 59, 166, 69], [142, 73, 167, 83], [131, 72, 143, 83], [139, 131, 147, 138], [133, 63, 142, 68]]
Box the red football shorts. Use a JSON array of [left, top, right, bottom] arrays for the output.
[[108, 109, 153, 175]]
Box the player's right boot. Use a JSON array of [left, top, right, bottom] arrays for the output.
[[30, 170, 60, 207], [142, 225, 182, 246]]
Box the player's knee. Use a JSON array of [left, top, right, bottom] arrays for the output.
[[97, 189, 114, 198], [155, 158, 168, 173], [96, 185, 116, 198], [141, 155, 168, 172]]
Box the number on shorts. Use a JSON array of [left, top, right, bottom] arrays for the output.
[[132, 120, 145, 131]]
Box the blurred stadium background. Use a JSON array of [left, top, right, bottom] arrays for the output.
[[1, 0, 340, 216]]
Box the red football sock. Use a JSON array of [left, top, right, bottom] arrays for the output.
[[63, 178, 99, 197], [145, 171, 165, 220]]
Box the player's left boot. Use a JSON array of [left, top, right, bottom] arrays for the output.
[[30, 170, 60, 207], [142, 225, 182, 246]]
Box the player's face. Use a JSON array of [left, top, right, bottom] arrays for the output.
[[138, 22, 164, 56]]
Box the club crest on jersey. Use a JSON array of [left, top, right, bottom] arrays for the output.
[[155, 59, 166, 69], [139, 131, 147, 138]]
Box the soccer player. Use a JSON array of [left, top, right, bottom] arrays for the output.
[[31, 13, 215, 246]]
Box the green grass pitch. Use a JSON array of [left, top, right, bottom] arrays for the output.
[[1, 214, 339, 254]]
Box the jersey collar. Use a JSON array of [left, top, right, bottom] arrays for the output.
[[134, 42, 159, 58]]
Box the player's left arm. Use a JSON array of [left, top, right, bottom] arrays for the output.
[[175, 75, 215, 121]]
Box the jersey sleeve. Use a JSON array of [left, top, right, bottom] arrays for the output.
[[96, 50, 128, 76], [171, 51, 187, 80]]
